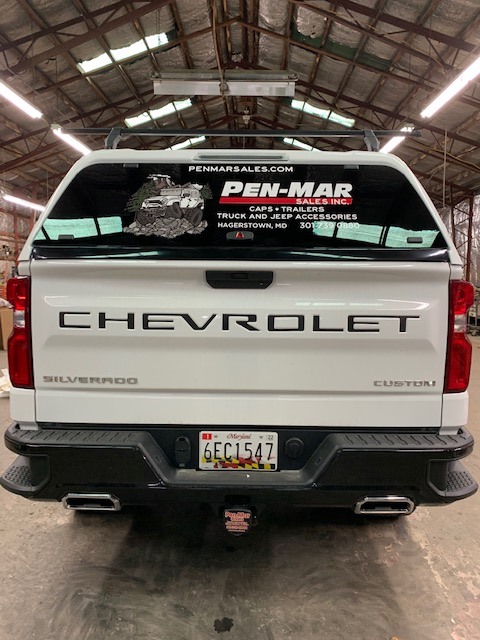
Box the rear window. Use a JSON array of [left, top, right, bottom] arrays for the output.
[[33, 162, 448, 258]]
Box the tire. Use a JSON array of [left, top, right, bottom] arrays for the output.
[[166, 202, 183, 219], [184, 208, 203, 226]]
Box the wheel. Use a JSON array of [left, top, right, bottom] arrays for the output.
[[184, 208, 203, 226], [166, 202, 183, 219]]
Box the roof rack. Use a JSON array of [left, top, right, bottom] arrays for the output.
[[62, 127, 421, 152]]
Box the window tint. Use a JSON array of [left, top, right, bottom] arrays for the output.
[[33, 162, 447, 254]]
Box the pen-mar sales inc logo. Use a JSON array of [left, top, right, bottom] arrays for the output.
[[219, 181, 353, 205]]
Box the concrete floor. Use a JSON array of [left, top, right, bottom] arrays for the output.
[[0, 346, 479, 640]]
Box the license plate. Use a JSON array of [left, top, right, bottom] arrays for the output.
[[199, 431, 278, 471]]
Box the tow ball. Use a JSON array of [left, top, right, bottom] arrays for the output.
[[222, 506, 256, 536]]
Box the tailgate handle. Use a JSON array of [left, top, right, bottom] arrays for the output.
[[205, 270, 273, 289]]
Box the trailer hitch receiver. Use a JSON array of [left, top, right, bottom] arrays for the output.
[[223, 507, 254, 536]]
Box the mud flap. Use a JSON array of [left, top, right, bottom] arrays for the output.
[[223, 507, 254, 536]]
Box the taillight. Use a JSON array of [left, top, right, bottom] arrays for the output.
[[6, 276, 33, 388], [444, 280, 474, 393]]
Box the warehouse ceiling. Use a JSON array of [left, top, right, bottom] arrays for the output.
[[1, 0, 480, 207]]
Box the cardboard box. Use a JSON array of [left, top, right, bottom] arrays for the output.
[[0, 306, 13, 350]]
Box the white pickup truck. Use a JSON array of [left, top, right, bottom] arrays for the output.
[[1, 148, 477, 534]]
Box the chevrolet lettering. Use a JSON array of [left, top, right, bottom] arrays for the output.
[[58, 312, 420, 333], [1, 147, 476, 534]]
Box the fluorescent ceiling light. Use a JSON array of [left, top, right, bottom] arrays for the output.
[[283, 137, 320, 152], [153, 70, 297, 96], [421, 53, 480, 118], [51, 125, 92, 155], [168, 136, 206, 150], [4, 193, 44, 212], [291, 100, 355, 128], [0, 80, 42, 119], [379, 126, 414, 154], [125, 99, 192, 127], [78, 32, 168, 73]]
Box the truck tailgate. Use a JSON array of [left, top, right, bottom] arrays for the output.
[[31, 259, 449, 428]]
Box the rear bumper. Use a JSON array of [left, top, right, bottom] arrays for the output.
[[1, 423, 477, 509]]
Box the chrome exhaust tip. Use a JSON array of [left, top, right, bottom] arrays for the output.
[[354, 496, 416, 516], [62, 493, 121, 512]]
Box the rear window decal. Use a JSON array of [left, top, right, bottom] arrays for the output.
[[34, 162, 446, 252], [124, 174, 209, 238]]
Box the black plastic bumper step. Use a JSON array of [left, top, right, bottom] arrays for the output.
[[3, 461, 32, 487], [444, 463, 477, 497], [1, 455, 49, 495]]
